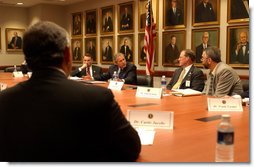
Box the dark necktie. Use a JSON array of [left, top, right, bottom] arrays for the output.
[[86, 67, 91, 77]]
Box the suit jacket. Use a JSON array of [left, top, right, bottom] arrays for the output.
[[73, 47, 81, 61], [203, 62, 243, 97], [71, 65, 103, 80], [167, 65, 205, 92], [231, 42, 249, 64], [103, 45, 113, 61], [165, 44, 180, 65], [231, 0, 249, 19], [88, 46, 96, 61], [99, 62, 137, 85], [9, 36, 22, 49], [120, 45, 133, 62], [195, 43, 211, 63], [167, 8, 183, 26], [0, 68, 141, 162], [195, 2, 216, 22], [104, 16, 113, 32], [120, 14, 132, 30]]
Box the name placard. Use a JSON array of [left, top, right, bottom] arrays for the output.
[[127, 110, 174, 130], [13, 71, 23, 78], [136, 87, 162, 99], [0, 83, 7, 91], [207, 98, 243, 112], [108, 80, 124, 90]]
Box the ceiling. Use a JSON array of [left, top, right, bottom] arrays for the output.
[[0, 0, 86, 7]]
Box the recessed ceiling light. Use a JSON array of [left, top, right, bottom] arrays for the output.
[[17, 2, 23, 5]]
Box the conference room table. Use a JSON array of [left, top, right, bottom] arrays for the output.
[[0, 72, 250, 163]]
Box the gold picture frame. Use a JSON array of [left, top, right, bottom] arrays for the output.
[[192, 0, 220, 27], [192, 27, 220, 65], [163, 0, 187, 29], [100, 36, 114, 64], [5, 28, 25, 52], [138, 32, 158, 66], [162, 30, 186, 67], [118, 1, 135, 33], [100, 5, 115, 35], [85, 37, 97, 63], [138, 0, 159, 31], [227, 25, 249, 68], [85, 9, 97, 36], [71, 12, 83, 37], [227, 0, 249, 24], [71, 38, 83, 63]]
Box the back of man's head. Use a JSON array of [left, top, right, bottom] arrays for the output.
[[204, 46, 221, 63], [23, 21, 69, 71]]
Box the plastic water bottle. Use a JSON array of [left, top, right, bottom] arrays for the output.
[[161, 75, 167, 95], [13, 65, 17, 72], [215, 114, 234, 162], [112, 71, 119, 81]]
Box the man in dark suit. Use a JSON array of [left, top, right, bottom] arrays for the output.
[[165, 35, 180, 65], [103, 40, 113, 61], [231, 31, 249, 64], [195, 0, 216, 23], [103, 11, 113, 32], [8, 31, 22, 49], [0, 21, 141, 162], [73, 40, 81, 61], [71, 53, 102, 80], [120, 39, 133, 62], [87, 40, 96, 61], [167, 49, 205, 91], [195, 31, 210, 63], [231, 0, 249, 19], [120, 7, 132, 30], [99, 53, 137, 85], [166, 0, 183, 26]]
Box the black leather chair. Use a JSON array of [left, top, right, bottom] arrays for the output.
[[136, 75, 153, 87], [240, 79, 249, 98]]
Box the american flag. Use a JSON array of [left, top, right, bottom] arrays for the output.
[[144, 0, 156, 75]]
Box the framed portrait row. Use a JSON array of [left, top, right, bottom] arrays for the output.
[[71, 0, 249, 37], [71, 24, 249, 69]]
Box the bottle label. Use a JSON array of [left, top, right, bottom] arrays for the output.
[[217, 132, 234, 145]]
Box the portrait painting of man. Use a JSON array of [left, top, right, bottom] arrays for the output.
[[6, 28, 25, 52], [139, 0, 158, 31], [101, 6, 114, 34], [85, 37, 97, 63], [71, 39, 83, 62], [101, 36, 114, 64], [72, 12, 82, 36], [85, 9, 97, 35], [118, 35, 134, 63], [228, 0, 249, 23], [118, 2, 134, 33]]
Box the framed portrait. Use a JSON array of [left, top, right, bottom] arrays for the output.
[[163, 0, 187, 29], [71, 38, 83, 63], [100, 5, 115, 35], [85, 37, 97, 63], [117, 34, 134, 63], [227, 0, 249, 24], [100, 36, 114, 64], [162, 30, 186, 67], [5, 28, 25, 52], [85, 9, 97, 36], [138, 0, 159, 31], [192, 0, 220, 27], [0, 28, 1, 51], [138, 32, 158, 66], [118, 1, 135, 33], [227, 25, 249, 68], [72, 12, 83, 37], [192, 28, 219, 65]]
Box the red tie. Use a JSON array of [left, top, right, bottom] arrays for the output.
[[86, 67, 91, 77]]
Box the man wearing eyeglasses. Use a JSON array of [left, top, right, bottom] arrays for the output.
[[201, 46, 243, 97]]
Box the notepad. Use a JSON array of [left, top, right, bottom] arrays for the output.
[[171, 88, 202, 97]]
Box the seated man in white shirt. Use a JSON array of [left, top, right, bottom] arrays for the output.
[[71, 53, 102, 80]]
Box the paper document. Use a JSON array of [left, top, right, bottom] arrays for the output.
[[171, 88, 202, 97], [136, 128, 156, 145]]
